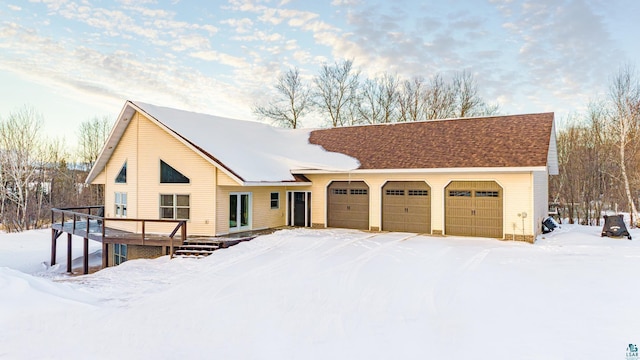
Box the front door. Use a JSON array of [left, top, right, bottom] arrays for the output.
[[230, 192, 251, 232], [288, 191, 311, 227]]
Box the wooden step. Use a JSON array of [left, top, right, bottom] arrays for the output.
[[174, 254, 208, 259], [176, 249, 214, 255], [179, 244, 221, 250]]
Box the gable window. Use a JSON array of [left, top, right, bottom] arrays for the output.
[[160, 194, 190, 220], [270, 192, 280, 209], [114, 244, 127, 265], [115, 162, 127, 183], [115, 192, 127, 217], [160, 160, 190, 184]]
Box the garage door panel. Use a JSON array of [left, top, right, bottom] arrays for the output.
[[384, 205, 406, 216], [445, 181, 503, 238], [327, 181, 369, 230], [382, 181, 430, 233]]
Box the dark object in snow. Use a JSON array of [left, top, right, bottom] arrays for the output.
[[542, 217, 557, 234], [601, 214, 632, 240]]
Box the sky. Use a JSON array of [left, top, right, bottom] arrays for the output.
[[0, 0, 639, 142]]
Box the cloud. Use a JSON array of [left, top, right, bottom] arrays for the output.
[[221, 17, 254, 33], [0, 21, 254, 121], [494, 0, 619, 111], [189, 50, 249, 68], [8, 4, 22, 11]]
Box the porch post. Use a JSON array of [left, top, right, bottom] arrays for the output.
[[83, 237, 89, 275], [102, 242, 108, 268], [67, 233, 72, 273], [50, 229, 57, 266]]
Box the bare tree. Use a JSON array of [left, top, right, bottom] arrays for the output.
[[77, 116, 112, 206], [398, 76, 426, 122], [424, 74, 455, 120], [77, 115, 112, 171], [0, 106, 43, 231], [313, 59, 360, 127], [451, 70, 500, 118], [608, 65, 640, 226], [357, 78, 384, 124], [452, 70, 482, 118], [357, 72, 401, 124], [253, 67, 311, 129]]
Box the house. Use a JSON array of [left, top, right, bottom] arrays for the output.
[[85, 100, 557, 264]]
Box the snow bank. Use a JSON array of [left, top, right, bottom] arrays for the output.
[[0, 229, 102, 275], [1, 226, 640, 359]]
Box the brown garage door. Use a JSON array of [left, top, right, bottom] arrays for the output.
[[327, 181, 369, 230], [445, 181, 503, 238], [382, 181, 431, 233]]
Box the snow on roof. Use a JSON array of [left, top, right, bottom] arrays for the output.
[[132, 101, 360, 182]]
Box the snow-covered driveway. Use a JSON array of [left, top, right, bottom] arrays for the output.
[[1, 226, 639, 359]]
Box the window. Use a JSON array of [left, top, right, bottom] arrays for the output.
[[386, 189, 404, 196], [331, 189, 347, 195], [449, 190, 471, 197], [160, 194, 190, 220], [115, 162, 127, 183], [160, 160, 190, 183], [114, 243, 127, 265], [408, 190, 428, 196], [350, 189, 368, 195], [114, 192, 127, 217], [476, 191, 499, 197], [270, 192, 279, 209]]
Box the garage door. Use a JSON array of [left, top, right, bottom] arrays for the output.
[[445, 181, 503, 238], [327, 181, 369, 230], [382, 181, 431, 233]]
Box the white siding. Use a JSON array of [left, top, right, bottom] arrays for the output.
[[305, 171, 538, 239], [532, 170, 550, 236]]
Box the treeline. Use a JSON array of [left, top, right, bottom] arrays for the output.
[[552, 65, 640, 226], [253, 59, 498, 128], [0, 107, 111, 232]]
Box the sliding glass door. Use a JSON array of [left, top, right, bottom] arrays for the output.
[[229, 192, 251, 232]]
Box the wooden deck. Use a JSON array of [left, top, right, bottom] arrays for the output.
[[50, 206, 187, 274]]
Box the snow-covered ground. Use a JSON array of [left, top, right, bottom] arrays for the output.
[[1, 225, 639, 359]]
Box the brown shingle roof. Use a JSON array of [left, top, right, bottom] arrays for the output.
[[308, 113, 554, 169]]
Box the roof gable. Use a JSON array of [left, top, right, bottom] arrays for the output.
[[86, 101, 359, 184], [308, 113, 556, 170]]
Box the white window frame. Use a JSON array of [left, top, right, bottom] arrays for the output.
[[270, 192, 280, 209], [114, 243, 127, 265], [115, 192, 127, 218], [160, 194, 190, 220]]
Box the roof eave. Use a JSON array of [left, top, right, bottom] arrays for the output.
[[296, 166, 550, 174], [85, 101, 136, 184], [241, 181, 313, 187]]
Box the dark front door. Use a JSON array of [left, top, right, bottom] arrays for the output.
[[294, 192, 306, 226]]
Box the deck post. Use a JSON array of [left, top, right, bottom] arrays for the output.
[[50, 229, 57, 266], [102, 218, 107, 269], [102, 242, 108, 268], [67, 233, 72, 273], [83, 237, 89, 275], [170, 235, 174, 259]]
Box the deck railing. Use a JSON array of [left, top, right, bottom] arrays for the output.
[[51, 206, 188, 273]]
